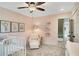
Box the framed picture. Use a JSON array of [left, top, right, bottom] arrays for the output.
[[19, 23, 25, 32], [0, 20, 10, 33], [11, 22, 19, 32]]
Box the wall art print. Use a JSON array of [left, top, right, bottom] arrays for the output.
[[0, 20, 10, 33], [19, 23, 25, 32], [11, 22, 19, 32]]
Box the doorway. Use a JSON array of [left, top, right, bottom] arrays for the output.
[[58, 18, 74, 55], [58, 18, 70, 55], [58, 18, 70, 42]]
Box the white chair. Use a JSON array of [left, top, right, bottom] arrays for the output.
[[66, 41, 79, 56], [29, 39, 40, 49], [28, 34, 41, 49]]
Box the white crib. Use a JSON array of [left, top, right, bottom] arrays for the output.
[[0, 36, 26, 56]]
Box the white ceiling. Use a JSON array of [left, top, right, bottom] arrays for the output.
[[0, 2, 76, 17]]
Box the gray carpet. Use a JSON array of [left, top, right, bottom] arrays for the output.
[[26, 44, 65, 56], [9, 41, 65, 56]]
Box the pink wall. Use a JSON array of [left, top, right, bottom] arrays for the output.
[[33, 12, 72, 46], [0, 7, 33, 39]]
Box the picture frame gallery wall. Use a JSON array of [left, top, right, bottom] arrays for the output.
[[0, 20, 25, 33]]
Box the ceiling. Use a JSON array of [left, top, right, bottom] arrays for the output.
[[0, 2, 76, 17]]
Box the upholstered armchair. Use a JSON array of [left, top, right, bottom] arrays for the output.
[[66, 41, 79, 56], [28, 33, 42, 49]]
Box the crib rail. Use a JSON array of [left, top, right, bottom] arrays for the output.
[[0, 36, 26, 56]]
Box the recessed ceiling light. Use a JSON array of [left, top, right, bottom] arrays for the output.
[[60, 8, 64, 11]]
